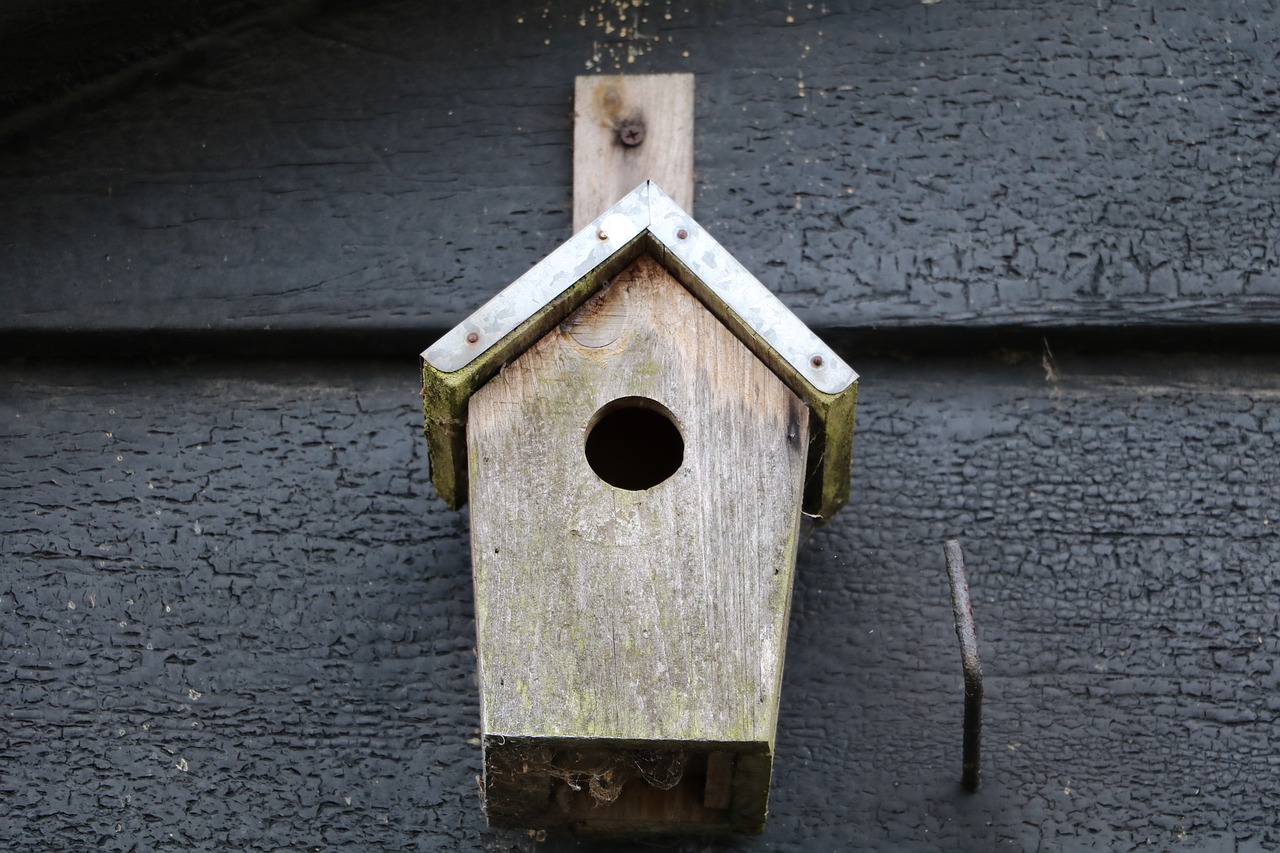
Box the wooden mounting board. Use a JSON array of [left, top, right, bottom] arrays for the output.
[[573, 73, 694, 231]]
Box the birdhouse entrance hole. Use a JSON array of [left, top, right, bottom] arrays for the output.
[[584, 397, 683, 490]]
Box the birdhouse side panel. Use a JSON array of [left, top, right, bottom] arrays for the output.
[[467, 255, 809, 748]]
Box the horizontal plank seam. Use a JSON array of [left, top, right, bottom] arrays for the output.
[[3, 323, 1280, 363]]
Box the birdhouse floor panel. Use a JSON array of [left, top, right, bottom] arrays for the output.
[[483, 736, 771, 835]]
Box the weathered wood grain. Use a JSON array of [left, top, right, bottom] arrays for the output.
[[467, 256, 808, 832], [3, 353, 1278, 849], [2, 0, 1278, 341], [573, 73, 694, 231]]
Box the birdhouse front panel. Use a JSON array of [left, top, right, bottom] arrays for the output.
[[466, 254, 810, 833]]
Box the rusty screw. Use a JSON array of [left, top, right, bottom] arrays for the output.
[[466, 331, 480, 344], [810, 355, 824, 368], [618, 123, 645, 147], [676, 228, 689, 240]]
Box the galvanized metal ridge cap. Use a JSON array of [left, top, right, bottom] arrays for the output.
[[423, 180, 858, 396], [644, 183, 858, 396], [422, 185, 650, 372]]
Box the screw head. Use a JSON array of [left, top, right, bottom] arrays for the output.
[[810, 354, 825, 368], [618, 123, 645, 147], [597, 229, 608, 241], [676, 228, 689, 240], [466, 331, 480, 344]]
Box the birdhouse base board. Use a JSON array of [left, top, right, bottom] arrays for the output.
[[482, 736, 772, 835]]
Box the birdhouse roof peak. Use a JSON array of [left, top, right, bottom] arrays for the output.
[[423, 181, 856, 396], [421, 181, 858, 519]]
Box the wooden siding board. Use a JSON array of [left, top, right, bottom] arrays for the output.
[[2, 2, 1277, 845], [0, 0, 281, 123], [2, 354, 1278, 849], [2, 0, 1279, 342]]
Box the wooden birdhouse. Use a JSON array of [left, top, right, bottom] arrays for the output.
[[421, 181, 858, 835]]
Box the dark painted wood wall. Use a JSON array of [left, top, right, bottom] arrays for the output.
[[2, 1, 1278, 850]]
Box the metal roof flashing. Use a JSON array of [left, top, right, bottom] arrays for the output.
[[423, 182, 856, 395], [421, 180, 859, 519]]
